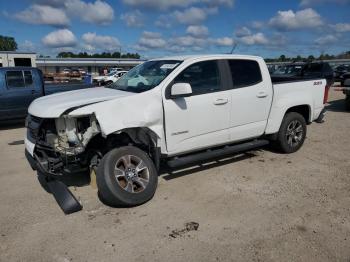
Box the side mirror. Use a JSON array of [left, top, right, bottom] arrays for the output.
[[170, 83, 192, 98]]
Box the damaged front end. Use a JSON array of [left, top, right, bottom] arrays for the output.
[[27, 113, 100, 177]]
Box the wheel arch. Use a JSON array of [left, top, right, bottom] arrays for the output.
[[285, 104, 311, 124], [85, 127, 161, 170], [265, 103, 311, 139]]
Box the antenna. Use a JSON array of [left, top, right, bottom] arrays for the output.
[[230, 43, 237, 54]]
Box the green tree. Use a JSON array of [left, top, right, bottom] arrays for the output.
[[0, 35, 17, 51], [56, 51, 140, 59], [279, 55, 286, 62], [307, 55, 315, 61]]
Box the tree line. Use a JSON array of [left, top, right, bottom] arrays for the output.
[[56, 51, 141, 59], [265, 51, 350, 63]]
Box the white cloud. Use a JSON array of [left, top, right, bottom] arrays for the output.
[[64, 0, 114, 25], [121, 10, 144, 27], [173, 7, 217, 24], [14, 0, 114, 26], [186, 25, 209, 37], [212, 37, 234, 46], [135, 31, 167, 50], [155, 15, 172, 28], [251, 21, 264, 29], [82, 32, 121, 52], [122, 0, 234, 10], [269, 8, 323, 31], [300, 0, 350, 6], [169, 35, 206, 47], [18, 40, 36, 52], [42, 29, 77, 48], [235, 26, 251, 37], [239, 32, 268, 45], [331, 23, 350, 32], [315, 34, 338, 45], [14, 4, 70, 26]]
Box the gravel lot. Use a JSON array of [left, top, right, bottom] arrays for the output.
[[0, 89, 349, 262]]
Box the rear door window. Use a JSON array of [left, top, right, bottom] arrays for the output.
[[6, 71, 25, 89], [227, 59, 262, 88]]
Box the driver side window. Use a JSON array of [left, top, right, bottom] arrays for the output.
[[174, 60, 221, 96]]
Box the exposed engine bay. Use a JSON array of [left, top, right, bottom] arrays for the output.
[[49, 115, 100, 156], [26, 114, 101, 176]]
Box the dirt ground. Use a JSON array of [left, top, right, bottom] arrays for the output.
[[0, 89, 349, 262]]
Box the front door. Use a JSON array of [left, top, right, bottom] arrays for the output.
[[163, 60, 231, 155]]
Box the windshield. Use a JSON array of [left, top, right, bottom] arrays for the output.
[[108, 60, 181, 93]]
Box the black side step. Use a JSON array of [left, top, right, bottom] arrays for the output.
[[47, 180, 83, 215], [167, 139, 269, 169]]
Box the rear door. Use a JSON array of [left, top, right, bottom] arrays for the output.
[[226, 59, 273, 142], [163, 60, 231, 154], [0, 70, 38, 120]]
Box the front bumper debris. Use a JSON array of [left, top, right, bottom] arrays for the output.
[[26, 149, 83, 215]]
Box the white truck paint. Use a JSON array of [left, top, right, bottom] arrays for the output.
[[25, 54, 327, 208], [27, 54, 326, 156]]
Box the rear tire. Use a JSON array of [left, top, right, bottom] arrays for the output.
[[345, 95, 350, 111], [96, 146, 158, 207], [275, 112, 307, 153]]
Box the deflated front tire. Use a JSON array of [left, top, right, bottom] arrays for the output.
[[96, 146, 158, 207]]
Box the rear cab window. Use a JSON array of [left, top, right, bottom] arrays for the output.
[[227, 59, 262, 88]]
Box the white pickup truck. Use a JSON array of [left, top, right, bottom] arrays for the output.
[[25, 55, 328, 213]]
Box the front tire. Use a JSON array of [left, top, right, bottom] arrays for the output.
[[275, 112, 307, 153], [96, 146, 158, 207]]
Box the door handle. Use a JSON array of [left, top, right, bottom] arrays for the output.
[[213, 98, 228, 105], [31, 90, 35, 94], [256, 92, 268, 98]]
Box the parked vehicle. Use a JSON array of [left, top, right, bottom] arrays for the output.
[[110, 67, 124, 73], [339, 71, 350, 86], [0, 67, 92, 121], [334, 64, 350, 81], [271, 63, 304, 77], [341, 73, 350, 110], [102, 71, 128, 85], [271, 61, 334, 86], [25, 55, 328, 213], [62, 68, 71, 75]]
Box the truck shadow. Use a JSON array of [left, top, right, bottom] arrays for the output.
[[0, 120, 25, 130], [326, 99, 349, 113], [160, 152, 258, 181]]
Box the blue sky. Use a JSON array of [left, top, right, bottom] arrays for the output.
[[0, 0, 349, 58]]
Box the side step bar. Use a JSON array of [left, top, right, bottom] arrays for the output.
[[47, 180, 83, 215], [167, 139, 269, 169]]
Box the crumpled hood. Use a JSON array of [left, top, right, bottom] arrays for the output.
[[28, 87, 134, 118]]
